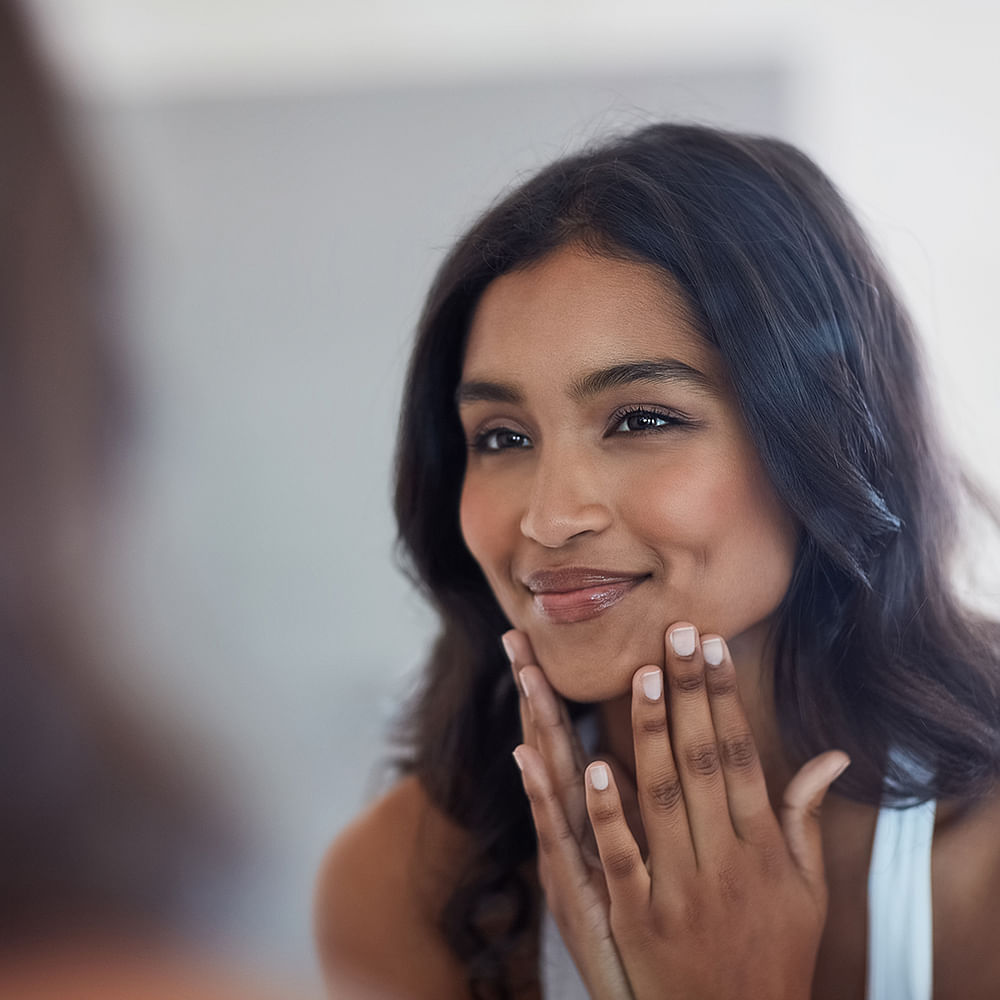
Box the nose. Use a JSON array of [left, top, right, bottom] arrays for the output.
[[519, 444, 613, 547]]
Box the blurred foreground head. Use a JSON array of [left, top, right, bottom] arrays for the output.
[[0, 0, 222, 948]]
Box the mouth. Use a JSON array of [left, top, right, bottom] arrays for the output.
[[522, 568, 650, 624]]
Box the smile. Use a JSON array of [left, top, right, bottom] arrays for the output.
[[523, 569, 649, 624]]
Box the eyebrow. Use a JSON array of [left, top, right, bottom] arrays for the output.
[[569, 358, 715, 401], [456, 358, 716, 407]]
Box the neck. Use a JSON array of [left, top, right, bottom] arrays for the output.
[[596, 622, 796, 810]]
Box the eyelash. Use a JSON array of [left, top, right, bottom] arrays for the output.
[[609, 405, 687, 436], [469, 406, 688, 453]]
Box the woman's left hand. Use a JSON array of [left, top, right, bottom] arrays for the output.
[[505, 629, 636, 999], [509, 623, 849, 1000]]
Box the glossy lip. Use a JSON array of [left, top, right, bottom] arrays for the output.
[[522, 568, 649, 624]]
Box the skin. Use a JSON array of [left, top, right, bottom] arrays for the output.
[[0, 934, 311, 1000], [316, 245, 1000, 998]]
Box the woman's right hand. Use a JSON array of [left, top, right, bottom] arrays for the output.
[[504, 629, 636, 1000]]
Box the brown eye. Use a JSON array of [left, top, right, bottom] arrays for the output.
[[612, 409, 677, 434], [473, 427, 532, 452]]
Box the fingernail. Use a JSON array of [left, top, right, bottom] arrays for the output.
[[669, 626, 696, 657], [517, 668, 530, 700], [512, 747, 525, 772], [832, 757, 851, 781], [641, 669, 662, 700], [702, 637, 724, 666], [501, 634, 516, 665], [589, 763, 609, 791]]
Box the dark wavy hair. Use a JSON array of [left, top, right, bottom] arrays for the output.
[[393, 122, 1000, 998]]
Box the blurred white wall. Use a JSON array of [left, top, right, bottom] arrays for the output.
[[22, 0, 1000, 984]]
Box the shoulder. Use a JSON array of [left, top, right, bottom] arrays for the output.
[[935, 787, 1000, 900], [314, 775, 471, 999], [933, 787, 1000, 998], [0, 938, 306, 1000]]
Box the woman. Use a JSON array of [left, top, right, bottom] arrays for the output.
[[316, 123, 1000, 999]]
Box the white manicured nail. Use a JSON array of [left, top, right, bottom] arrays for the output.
[[670, 626, 696, 657], [589, 763, 609, 791], [501, 635, 516, 664], [641, 669, 662, 700], [517, 668, 530, 699], [832, 757, 851, 781], [702, 637, 724, 666]]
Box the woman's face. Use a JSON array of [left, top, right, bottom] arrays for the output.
[[457, 245, 799, 702]]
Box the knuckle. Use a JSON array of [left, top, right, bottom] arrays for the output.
[[646, 775, 684, 812], [521, 784, 542, 808], [671, 669, 705, 695], [720, 733, 758, 772], [705, 671, 739, 698], [637, 712, 668, 738], [684, 740, 721, 777], [589, 800, 621, 827], [655, 895, 703, 935], [602, 847, 640, 881], [535, 830, 557, 856], [532, 800, 577, 858], [536, 709, 565, 731], [572, 896, 608, 938], [535, 819, 574, 857], [523, 781, 556, 810]]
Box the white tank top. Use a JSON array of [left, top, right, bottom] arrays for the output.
[[539, 799, 937, 1000]]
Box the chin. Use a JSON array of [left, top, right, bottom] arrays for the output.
[[523, 624, 667, 704]]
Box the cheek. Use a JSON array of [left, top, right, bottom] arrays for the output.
[[620, 459, 728, 553], [621, 458, 797, 623], [459, 476, 511, 571], [699, 469, 799, 626], [458, 480, 488, 562]]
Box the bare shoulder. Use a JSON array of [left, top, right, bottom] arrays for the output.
[[314, 775, 471, 999], [934, 786, 1000, 998]]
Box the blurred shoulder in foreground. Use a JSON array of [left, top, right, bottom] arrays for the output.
[[0, 2, 312, 995]]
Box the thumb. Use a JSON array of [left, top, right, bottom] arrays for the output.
[[780, 751, 850, 896]]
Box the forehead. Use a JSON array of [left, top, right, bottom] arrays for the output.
[[463, 245, 718, 379]]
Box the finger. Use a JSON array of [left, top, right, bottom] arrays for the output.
[[520, 665, 588, 839], [629, 666, 696, 875], [602, 755, 646, 859], [515, 746, 637, 1000], [780, 751, 851, 899], [513, 743, 594, 901], [663, 623, 733, 863], [585, 760, 650, 912], [700, 634, 779, 843], [503, 629, 587, 771], [502, 630, 537, 748]]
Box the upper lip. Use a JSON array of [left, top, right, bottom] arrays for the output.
[[522, 567, 649, 594]]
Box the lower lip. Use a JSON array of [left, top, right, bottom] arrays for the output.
[[531, 579, 644, 624]]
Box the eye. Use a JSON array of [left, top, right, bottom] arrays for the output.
[[610, 407, 682, 435], [471, 426, 533, 452]]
